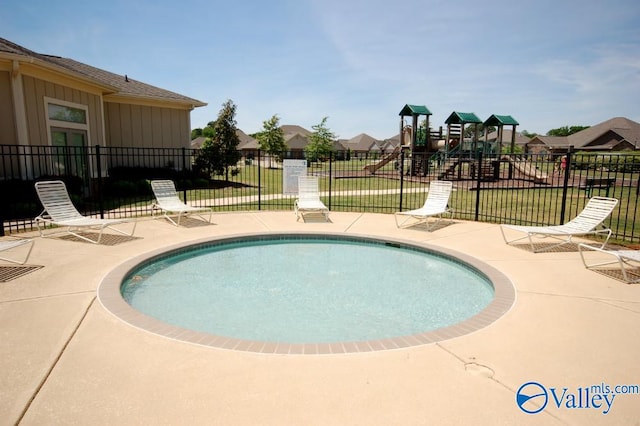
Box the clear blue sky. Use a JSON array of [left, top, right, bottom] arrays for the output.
[[3, 0, 639, 140]]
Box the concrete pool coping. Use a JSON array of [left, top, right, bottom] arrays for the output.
[[98, 232, 516, 355], [1, 211, 639, 425]]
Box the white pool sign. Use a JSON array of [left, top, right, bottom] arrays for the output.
[[283, 159, 307, 195]]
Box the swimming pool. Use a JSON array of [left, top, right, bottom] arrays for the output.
[[98, 233, 515, 354]]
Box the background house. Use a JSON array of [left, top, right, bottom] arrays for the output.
[[0, 37, 205, 182], [338, 133, 383, 159], [526, 117, 640, 154], [485, 129, 531, 152], [280, 125, 311, 159]]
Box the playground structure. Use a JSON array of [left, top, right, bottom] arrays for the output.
[[364, 104, 546, 184], [362, 146, 401, 174], [505, 156, 549, 184]]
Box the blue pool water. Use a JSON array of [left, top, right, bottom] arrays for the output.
[[121, 236, 494, 344]]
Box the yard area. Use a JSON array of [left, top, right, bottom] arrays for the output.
[[2, 151, 639, 245]]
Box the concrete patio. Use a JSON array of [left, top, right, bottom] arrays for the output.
[[1, 211, 638, 425]]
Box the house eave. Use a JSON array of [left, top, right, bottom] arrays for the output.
[[1, 53, 120, 93], [104, 93, 207, 109]]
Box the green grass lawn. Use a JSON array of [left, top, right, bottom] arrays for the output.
[[97, 158, 638, 244], [188, 160, 639, 244]]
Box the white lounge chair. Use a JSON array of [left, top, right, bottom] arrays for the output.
[[0, 238, 35, 265], [578, 244, 640, 284], [294, 176, 329, 221], [150, 180, 212, 226], [394, 181, 453, 229], [500, 196, 618, 253], [35, 180, 137, 244]]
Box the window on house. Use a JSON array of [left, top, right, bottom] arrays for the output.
[[47, 103, 87, 124], [44, 98, 91, 186]]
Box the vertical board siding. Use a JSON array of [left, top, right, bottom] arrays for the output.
[[131, 104, 143, 147], [119, 104, 133, 146], [103, 102, 190, 168], [140, 105, 153, 148], [105, 103, 122, 146], [22, 75, 102, 146], [0, 71, 17, 145], [15, 75, 190, 163], [23, 77, 43, 145], [151, 107, 163, 147]]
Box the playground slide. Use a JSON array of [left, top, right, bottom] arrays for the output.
[[363, 146, 401, 174], [507, 157, 549, 183]]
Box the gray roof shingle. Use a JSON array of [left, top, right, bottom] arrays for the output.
[[0, 37, 206, 107], [342, 133, 381, 151], [566, 117, 640, 148]]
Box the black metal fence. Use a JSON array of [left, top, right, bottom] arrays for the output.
[[1, 144, 639, 244]]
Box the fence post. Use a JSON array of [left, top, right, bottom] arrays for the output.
[[399, 150, 405, 212], [181, 147, 188, 202], [328, 152, 333, 210], [96, 145, 105, 218], [0, 145, 4, 234], [559, 146, 573, 224], [474, 151, 482, 221], [257, 150, 262, 210]]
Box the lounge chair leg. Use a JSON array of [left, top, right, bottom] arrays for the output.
[[0, 239, 35, 265]]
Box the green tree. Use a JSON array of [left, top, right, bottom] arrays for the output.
[[256, 114, 286, 168], [193, 137, 223, 177], [547, 125, 589, 136], [463, 123, 495, 139], [191, 121, 217, 140], [194, 100, 241, 181], [501, 144, 523, 154], [304, 117, 335, 162], [191, 128, 203, 140], [202, 121, 216, 138]]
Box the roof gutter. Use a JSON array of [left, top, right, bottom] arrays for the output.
[[104, 92, 207, 109]]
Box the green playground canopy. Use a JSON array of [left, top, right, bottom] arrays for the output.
[[444, 111, 482, 124], [483, 114, 519, 126], [399, 104, 432, 116]]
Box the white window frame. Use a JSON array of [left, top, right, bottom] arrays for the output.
[[44, 97, 91, 139], [44, 97, 95, 180]]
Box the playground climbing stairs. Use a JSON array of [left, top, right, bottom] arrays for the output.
[[437, 158, 496, 181], [438, 158, 460, 179], [411, 156, 428, 176], [475, 159, 497, 181]]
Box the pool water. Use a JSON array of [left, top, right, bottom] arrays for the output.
[[121, 236, 494, 344]]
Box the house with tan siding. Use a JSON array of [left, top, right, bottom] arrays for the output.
[[0, 37, 205, 182], [526, 117, 640, 154]]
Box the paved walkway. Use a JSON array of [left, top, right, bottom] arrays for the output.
[[1, 212, 638, 425]]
